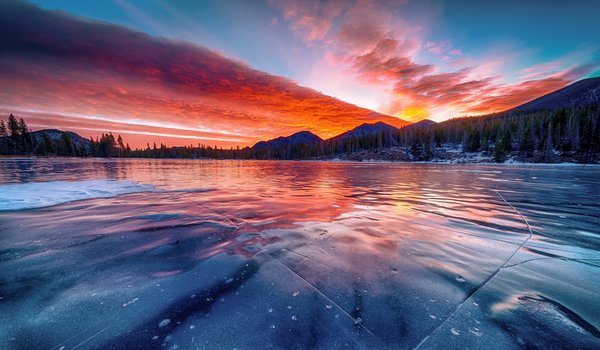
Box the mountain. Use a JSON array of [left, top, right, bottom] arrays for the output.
[[0, 128, 92, 152], [331, 121, 400, 141], [30, 129, 92, 151], [402, 119, 437, 130], [512, 77, 600, 112], [252, 131, 322, 149]]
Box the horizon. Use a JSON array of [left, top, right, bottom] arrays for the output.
[[1, 0, 599, 148], [0, 113, 410, 150]]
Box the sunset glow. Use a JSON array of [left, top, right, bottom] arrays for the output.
[[1, 0, 598, 147]]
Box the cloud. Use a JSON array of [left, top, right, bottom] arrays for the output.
[[0, 0, 408, 147], [269, 0, 348, 43], [271, 0, 597, 121], [350, 41, 435, 84], [425, 40, 452, 55]]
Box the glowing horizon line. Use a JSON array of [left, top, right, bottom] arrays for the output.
[[26, 124, 245, 144], [0, 105, 242, 137]]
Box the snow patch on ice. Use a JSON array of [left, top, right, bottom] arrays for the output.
[[0, 179, 155, 210]]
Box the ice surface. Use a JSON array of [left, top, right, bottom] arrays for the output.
[[0, 159, 598, 349], [0, 179, 154, 210]]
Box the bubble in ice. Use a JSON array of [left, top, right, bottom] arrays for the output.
[[292, 291, 299, 297], [291, 315, 297, 321], [325, 304, 332, 309], [469, 327, 482, 337], [455, 276, 466, 283], [268, 308, 273, 313], [450, 328, 460, 336], [158, 319, 171, 328]]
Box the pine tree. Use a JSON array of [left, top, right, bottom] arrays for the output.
[[493, 140, 507, 163], [18, 118, 28, 135], [503, 130, 513, 153], [7, 113, 19, 138], [422, 139, 434, 161], [18, 118, 30, 153], [117, 135, 125, 157], [0, 119, 7, 155], [542, 123, 554, 162], [0, 120, 7, 138], [465, 129, 481, 152], [59, 132, 75, 156], [42, 132, 55, 155], [410, 139, 423, 160], [519, 123, 535, 159]]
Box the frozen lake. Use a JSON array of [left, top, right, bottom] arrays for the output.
[[0, 159, 599, 349]]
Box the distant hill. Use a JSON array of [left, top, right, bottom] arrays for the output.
[[0, 128, 92, 153], [252, 131, 322, 149], [512, 77, 600, 112], [331, 121, 400, 141], [30, 129, 91, 151], [402, 119, 437, 130]]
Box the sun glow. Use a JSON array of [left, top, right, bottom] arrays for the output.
[[397, 106, 430, 122]]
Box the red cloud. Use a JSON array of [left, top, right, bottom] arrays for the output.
[[271, 0, 597, 121], [0, 1, 408, 147], [390, 64, 599, 117]]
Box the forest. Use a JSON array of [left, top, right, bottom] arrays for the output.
[[1, 104, 599, 163]]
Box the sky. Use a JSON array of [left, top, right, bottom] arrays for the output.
[[1, 0, 599, 148]]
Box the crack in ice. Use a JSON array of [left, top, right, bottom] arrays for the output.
[[414, 174, 536, 349], [274, 259, 378, 338], [70, 325, 112, 350]]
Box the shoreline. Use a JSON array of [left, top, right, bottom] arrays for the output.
[[1, 156, 599, 167]]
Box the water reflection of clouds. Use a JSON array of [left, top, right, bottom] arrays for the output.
[[1, 159, 599, 349]]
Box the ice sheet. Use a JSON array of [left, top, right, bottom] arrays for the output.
[[0, 179, 154, 210]]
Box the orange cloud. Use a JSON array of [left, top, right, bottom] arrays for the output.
[[271, 0, 598, 121], [0, 1, 408, 148]]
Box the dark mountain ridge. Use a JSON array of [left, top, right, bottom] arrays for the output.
[[29, 129, 92, 151], [402, 119, 438, 129], [252, 120, 413, 150], [252, 131, 322, 149], [330, 121, 400, 141], [512, 77, 600, 112]]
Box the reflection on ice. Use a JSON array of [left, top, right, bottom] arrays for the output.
[[0, 159, 598, 349]]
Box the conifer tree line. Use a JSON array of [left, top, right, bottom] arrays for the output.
[[0, 113, 131, 157], [1, 104, 599, 163], [242, 104, 599, 163]]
